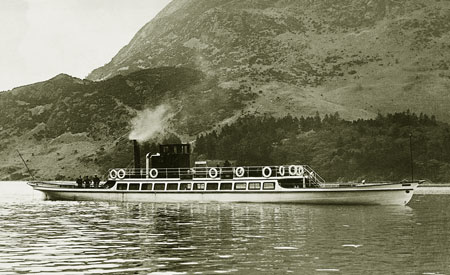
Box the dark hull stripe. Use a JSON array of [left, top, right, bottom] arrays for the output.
[[35, 188, 414, 194]]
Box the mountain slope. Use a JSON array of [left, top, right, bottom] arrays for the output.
[[0, 67, 253, 180], [88, 0, 450, 122], [3, 0, 450, 180]]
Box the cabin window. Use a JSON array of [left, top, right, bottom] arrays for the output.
[[263, 182, 275, 190], [141, 183, 153, 190], [248, 182, 261, 190], [167, 183, 178, 190], [154, 183, 165, 190], [129, 183, 140, 190], [207, 182, 219, 190], [117, 183, 128, 190], [234, 182, 247, 190], [103, 181, 116, 189], [220, 182, 232, 190], [180, 183, 191, 190], [193, 183, 205, 190], [278, 178, 303, 189]]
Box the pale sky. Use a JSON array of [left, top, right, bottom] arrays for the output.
[[0, 0, 172, 91]]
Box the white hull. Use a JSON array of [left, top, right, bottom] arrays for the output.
[[30, 182, 418, 205]]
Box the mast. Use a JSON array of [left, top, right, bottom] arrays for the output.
[[17, 150, 36, 181], [409, 133, 414, 182]]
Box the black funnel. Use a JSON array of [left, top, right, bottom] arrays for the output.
[[133, 140, 141, 169]]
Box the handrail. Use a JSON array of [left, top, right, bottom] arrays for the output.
[[107, 165, 325, 182], [303, 165, 325, 185]]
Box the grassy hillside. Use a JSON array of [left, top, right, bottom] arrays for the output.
[[2, 0, 450, 180], [88, 0, 450, 122], [0, 67, 254, 180]]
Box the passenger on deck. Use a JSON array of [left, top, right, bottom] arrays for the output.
[[224, 160, 231, 167], [76, 176, 83, 188], [93, 175, 100, 188], [84, 176, 91, 188]]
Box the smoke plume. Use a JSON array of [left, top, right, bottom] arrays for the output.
[[128, 105, 173, 143]]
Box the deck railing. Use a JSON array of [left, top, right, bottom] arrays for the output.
[[303, 165, 326, 186], [108, 165, 325, 184]]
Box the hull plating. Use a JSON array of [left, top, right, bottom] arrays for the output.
[[33, 184, 417, 205]]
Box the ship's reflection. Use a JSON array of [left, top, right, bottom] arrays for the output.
[[93, 202, 417, 273], [1, 198, 430, 275]]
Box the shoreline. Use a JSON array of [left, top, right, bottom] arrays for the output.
[[419, 183, 450, 187], [416, 185, 450, 194]]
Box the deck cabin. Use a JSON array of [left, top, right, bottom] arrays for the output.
[[106, 168, 325, 191], [103, 142, 325, 192]]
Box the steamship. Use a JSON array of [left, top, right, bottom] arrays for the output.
[[28, 142, 420, 205]]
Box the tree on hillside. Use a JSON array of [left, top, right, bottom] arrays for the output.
[[194, 111, 450, 182]]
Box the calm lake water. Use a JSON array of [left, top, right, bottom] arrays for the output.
[[0, 182, 449, 274]]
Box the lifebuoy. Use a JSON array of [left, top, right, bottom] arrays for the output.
[[149, 168, 158, 178], [117, 169, 126, 179], [297, 165, 304, 176], [278, 166, 285, 176], [109, 169, 117, 179], [209, 168, 218, 178], [262, 166, 272, 178], [289, 165, 297, 176], [235, 167, 245, 177]]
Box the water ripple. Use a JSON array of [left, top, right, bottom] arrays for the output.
[[0, 183, 450, 274]]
